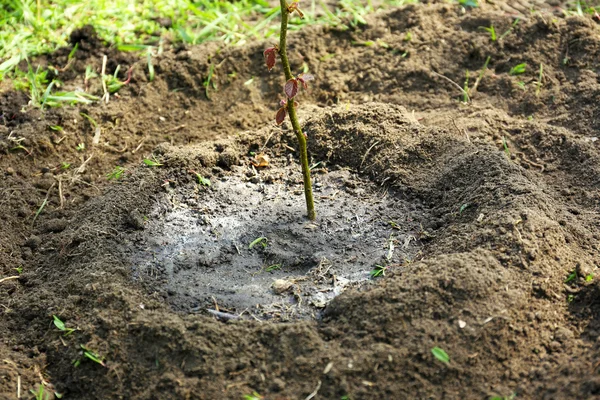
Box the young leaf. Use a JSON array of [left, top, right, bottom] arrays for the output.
[[284, 78, 299, 98], [263, 47, 277, 71], [275, 107, 287, 125], [53, 315, 66, 331], [431, 347, 450, 364], [287, 2, 304, 18], [297, 73, 314, 89]]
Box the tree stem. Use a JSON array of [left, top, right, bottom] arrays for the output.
[[278, 1, 316, 220]]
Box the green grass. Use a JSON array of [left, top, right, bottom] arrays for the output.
[[0, 0, 418, 108], [1, 0, 418, 79]]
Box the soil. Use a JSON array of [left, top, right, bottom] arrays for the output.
[[2, 1, 600, 399]]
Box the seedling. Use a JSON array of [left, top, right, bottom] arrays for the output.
[[431, 346, 450, 364], [502, 136, 510, 158], [147, 47, 155, 82], [61, 162, 71, 170], [52, 315, 77, 336], [249, 237, 268, 249], [190, 170, 211, 186], [14, 267, 23, 274], [264, 0, 316, 220], [203, 63, 217, 100], [586, 274, 594, 282], [103, 65, 133, 93], [535, 63, 543, 97], [143, 155, 163, 167], [458, 0, 478, 7], [490, 393, 516, 400], [370, 264, 387, 278], [509, 63, 526, 76], [76, 143, 85, 151], [78, 345, 106, 367], [499, 18, 520, 41], [107, 166, 125, 180], [265, 263, 282, 272], [480, 25, 497, 41], [243, 393, 263, 400], [459, 203, 470, 214], [30, 385, 51, 400], [564, 270, 577, 284]]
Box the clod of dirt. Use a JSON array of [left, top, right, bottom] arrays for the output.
[[272, 279, 294, 294], [23, 235, 42, 250], [126, 209, 146, 230]]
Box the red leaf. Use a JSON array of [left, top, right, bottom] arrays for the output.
[[275, 107, 287, 125], [284, 78, 298, 99], [263, 47, 277, 71]]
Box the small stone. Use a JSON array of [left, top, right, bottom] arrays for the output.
[[272, 279, 293, 294], [5, 167, 15, 175], [458, 319, 467, 329]]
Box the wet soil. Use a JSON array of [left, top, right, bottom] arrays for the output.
[[2, 1, 600, 399]]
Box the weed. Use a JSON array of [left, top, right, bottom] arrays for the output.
[[480, 25, 497, 41], [249, 237, 268, 250], [30, 385, 50, 400], [79, 345, 106, 367], [431, 346, 450, 364], [565, 270, 577, 284], [499, 18, 520, 41], [143, 156, 163, 167], [61, 162, 71, 169], [204, 63, 217, 100], [502, 136, 510, 158], [265, 263, 282, 272], [458, 0, 478, 7], [586, 273, 594, 282], [76, 143, 85, 151], [106, 166, 125, 180], [463, 70, 469, 103], [190, 170, 211, 186], [14, 267, 23, 274], [536, 63, 543, 97], [567, 294, 575, 303], [50, 125, 63, 132], [370, 264, 387, 278], [490, 393, 516, 400], [243, 392, 263, 400], [509, 63, 526, 76], [52, 315, 77, 336], [459, 203, 470, 214], [147, 47, 155, 82]]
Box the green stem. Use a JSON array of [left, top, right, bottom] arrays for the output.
[[278, 1, 316, 220]]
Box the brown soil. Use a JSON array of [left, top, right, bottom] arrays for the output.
[[2, 1, 600, 399]]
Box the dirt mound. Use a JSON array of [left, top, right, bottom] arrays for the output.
[[2, 2, 600, 399]]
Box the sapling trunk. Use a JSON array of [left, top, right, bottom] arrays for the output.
[[276, 0, 316, 221]]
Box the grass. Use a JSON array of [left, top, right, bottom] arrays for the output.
[[106, 166, 125, 180], [0, 0, 418, 81], [249, 236, 267, 249], [0, 0, 419, 109]]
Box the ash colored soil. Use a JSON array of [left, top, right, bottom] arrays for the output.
[[2, 2, 600, 399]]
